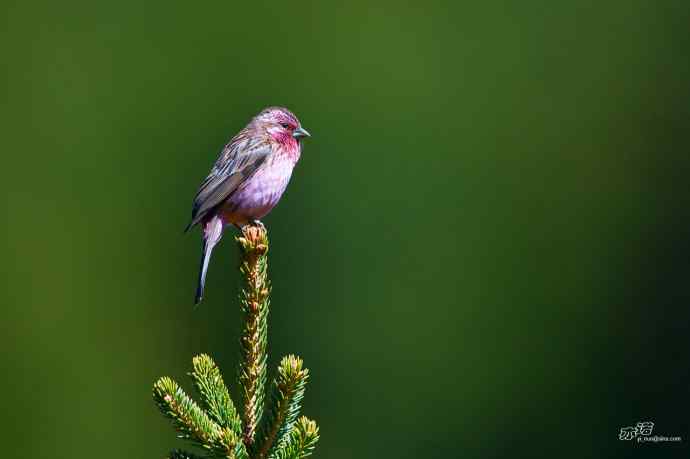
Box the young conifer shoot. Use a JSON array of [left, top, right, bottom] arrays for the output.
[[153, 225, 319, 459]]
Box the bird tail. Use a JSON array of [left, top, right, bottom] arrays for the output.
[[194, 216, 224, 305]]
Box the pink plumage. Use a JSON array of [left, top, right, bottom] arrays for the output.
[[186, 106, 310, 304]]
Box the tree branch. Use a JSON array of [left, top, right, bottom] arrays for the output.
[[153, 224, 319, 458], [254, 356, 309, 459], [236, 225, 270, 448]]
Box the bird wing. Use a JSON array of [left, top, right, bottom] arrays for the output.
[[185, 137, 271, 231]]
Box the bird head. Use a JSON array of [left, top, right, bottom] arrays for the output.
[[255, 107, 310, 147]]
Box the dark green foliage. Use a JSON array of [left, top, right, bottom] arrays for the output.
[[153, 225, 319, 458]]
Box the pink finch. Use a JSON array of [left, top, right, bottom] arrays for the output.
[[185, 107, 310, 304]]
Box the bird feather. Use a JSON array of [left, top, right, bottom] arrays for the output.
[[185, 136, 272, 231]]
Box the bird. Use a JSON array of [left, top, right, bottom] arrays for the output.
[[185, 106, 310, 304]]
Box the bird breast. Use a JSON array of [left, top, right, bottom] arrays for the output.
[[222, 153, 296, 221]]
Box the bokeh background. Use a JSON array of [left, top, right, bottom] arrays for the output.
[[2, 1, 690, 457]]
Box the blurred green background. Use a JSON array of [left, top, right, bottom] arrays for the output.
[[2, 1, 689, 457]]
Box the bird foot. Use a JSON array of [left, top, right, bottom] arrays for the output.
[[239, 220, 266, 236]]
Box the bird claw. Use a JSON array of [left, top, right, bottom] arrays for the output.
[[239, 220, 267, 242], [241, 220, 265, 233]]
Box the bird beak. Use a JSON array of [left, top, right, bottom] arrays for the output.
[[293, 127, 311, 139]]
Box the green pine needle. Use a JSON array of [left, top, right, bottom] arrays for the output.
[[153, 225, 319, 458], [191, 354, 243, 436], [272, 417, 320, 459], [237, 226, 271, 447], [153, 377, 246, 457], [254, 356, 309, 459], [153, 376, 222, 449]]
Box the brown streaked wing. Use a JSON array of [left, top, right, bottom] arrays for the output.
[[185, 138, 271, 231]]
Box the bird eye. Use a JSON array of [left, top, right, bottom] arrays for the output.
[[280, 123, 290, 129]]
